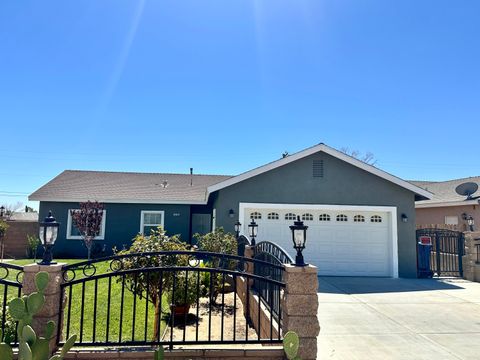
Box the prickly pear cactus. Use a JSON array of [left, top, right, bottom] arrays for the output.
[[0, 271, 77, 360], [154, 346, 165, 360], [283, 331, 301, 360]]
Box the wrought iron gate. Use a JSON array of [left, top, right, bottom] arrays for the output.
[[416, 228, 465, 277]]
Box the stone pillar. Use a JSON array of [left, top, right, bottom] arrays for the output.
[[282, 264, 320, 360], [463, 232, 480, 282], [23, 263, 66, 354]]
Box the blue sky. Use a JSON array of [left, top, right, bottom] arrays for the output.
[[1, 1, 479, 210]]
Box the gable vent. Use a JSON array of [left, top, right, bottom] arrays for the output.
[[313, 160, 324, 178]]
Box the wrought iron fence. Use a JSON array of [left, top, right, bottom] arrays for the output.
[[0, 262, 23, 344], [416, 228, 465, 277], [253, 241, 292, 321], [59, 251, 284, 348]]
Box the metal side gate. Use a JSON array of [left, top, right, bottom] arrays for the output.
[[416, 228, 465, 277]]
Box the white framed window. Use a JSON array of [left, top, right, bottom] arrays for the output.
[[250, 211, 262, 220], [302, 213, 314, 221], [445, 216, 459, 225], [336, 214, 348, 222], [319, 214, 331, 221], [354, 215, 365, 223], [371, 215, 382, 223], [140, 211, 165, 235], [267, 212, 279, 220], [285, 213, 297, 221], [67, 209, 107, 240]]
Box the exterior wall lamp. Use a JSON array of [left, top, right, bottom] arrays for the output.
[[401, 214, 408, 223], [234, 220, 241, 238], [39, 211, 60, 265], [228, 209, 235, 218], [248, 218, 258, 246], [289, 216, 308, 267], [462, 213, 475, 231]]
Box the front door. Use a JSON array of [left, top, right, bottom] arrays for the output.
[[191, 213, 212, 244]]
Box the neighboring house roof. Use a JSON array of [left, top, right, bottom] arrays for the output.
[[29, 170, 232, 204], [207, 143, 432, 201], [412, 177, 480, 208], [8, 212, 39, 222], [29, 143, 432, 204]]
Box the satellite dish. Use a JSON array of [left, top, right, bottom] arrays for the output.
[[455, 182, 479, 200]]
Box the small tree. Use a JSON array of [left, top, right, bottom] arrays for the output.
[[116, 227, 192, 340], [70, 201, 104, 261], [0, 220, 9, 262]]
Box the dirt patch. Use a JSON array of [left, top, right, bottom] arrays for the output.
[[165, 292, 257, 342]]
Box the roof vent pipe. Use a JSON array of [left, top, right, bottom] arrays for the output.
[[190, 168, 193, 186]]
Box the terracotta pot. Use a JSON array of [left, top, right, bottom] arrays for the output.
[[171, 304, 190, 317]]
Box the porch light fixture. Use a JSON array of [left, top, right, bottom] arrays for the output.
[[248, 218, 258, 246], [39, 211, 60, 265], [462, 213, 475, 231], [234, 220, 241, 238], [228, 209, 235, 218], [289, 216, 308, 267], [401, 214, 408, 223]]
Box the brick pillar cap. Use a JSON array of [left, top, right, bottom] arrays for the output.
[[284, 264, 318, 273]]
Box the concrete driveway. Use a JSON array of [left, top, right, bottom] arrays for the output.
[[318, 277, 480, 360]]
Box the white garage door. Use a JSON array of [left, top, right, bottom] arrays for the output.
[[241, 204, 397, 277]]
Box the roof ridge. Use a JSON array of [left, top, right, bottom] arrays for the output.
[[410, 176, 480, 184], [63, 169, 233, 177]]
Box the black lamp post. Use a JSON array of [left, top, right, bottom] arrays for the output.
[[248, 218, 258, 246], [39, 211, 60, 265], [234, 220, 242, 238], [289, 216, 308, 266], [0, 206, 4, 218]]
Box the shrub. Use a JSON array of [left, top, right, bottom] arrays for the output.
[[26, 234, 41, 260]]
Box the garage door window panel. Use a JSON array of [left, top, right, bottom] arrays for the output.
[[302, 213, 314, 221], [267, 212, 279, 220], [354, 215, 365, 223], [371, 215, 383, 223], [319, 214, 331, 221], [285, 213, 297, 221], [250, 212, 262, 220], [336, 214, 348, 222]]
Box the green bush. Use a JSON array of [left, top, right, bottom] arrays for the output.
[[26, 234, 41, 260], [0, 221, 8, 237], [194, 227, 237, 257]]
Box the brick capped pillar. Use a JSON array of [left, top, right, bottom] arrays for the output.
[[23, 263, 66, 354], [282, 264, 320, 360], [463, 232, 480, 282]]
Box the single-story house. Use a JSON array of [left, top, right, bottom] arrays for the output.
[[412, 177, 480, 231], [29, 143, 431, 278]]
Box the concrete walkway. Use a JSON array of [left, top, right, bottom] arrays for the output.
[[318, 277, 480, 360]]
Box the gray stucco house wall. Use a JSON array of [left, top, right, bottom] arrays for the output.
[[38, 202, 193, 258], [212, 152, 418, 278]]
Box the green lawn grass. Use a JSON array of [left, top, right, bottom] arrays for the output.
[[5, 259, 169, 344]]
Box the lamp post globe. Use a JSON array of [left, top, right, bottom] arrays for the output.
[[289, 216, 308, 267], [39, 211, 60, 265], [234, 220, 242, 238], [248, 218, 258, 246], [467, 215, 475, 232]]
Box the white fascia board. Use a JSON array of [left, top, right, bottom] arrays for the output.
[[206, 143, 432, 200], [415, 199, 480, 209], [29, 197, 207, 205]]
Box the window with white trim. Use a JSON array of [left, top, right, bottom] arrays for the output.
[[267, 212, 279, 220], [354, 215, 365, 222], [250, 212, 262, 220], [319, 214, 330, 221], [67, 209, 106, 240], [285, 213, 296, 221], [302, 213, 313, 221], [140, 211, 165, 235], [336, 214, 348, 222], [370, 215, 382, 223]]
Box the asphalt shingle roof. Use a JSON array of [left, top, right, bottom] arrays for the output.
[[411, 176, 480, 204], [29, 170, 232, 203]]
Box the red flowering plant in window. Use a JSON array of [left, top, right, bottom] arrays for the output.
[[70, 201, 104, 260]]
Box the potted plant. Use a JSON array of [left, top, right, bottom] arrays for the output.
[[168, 270, 198, 317]]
